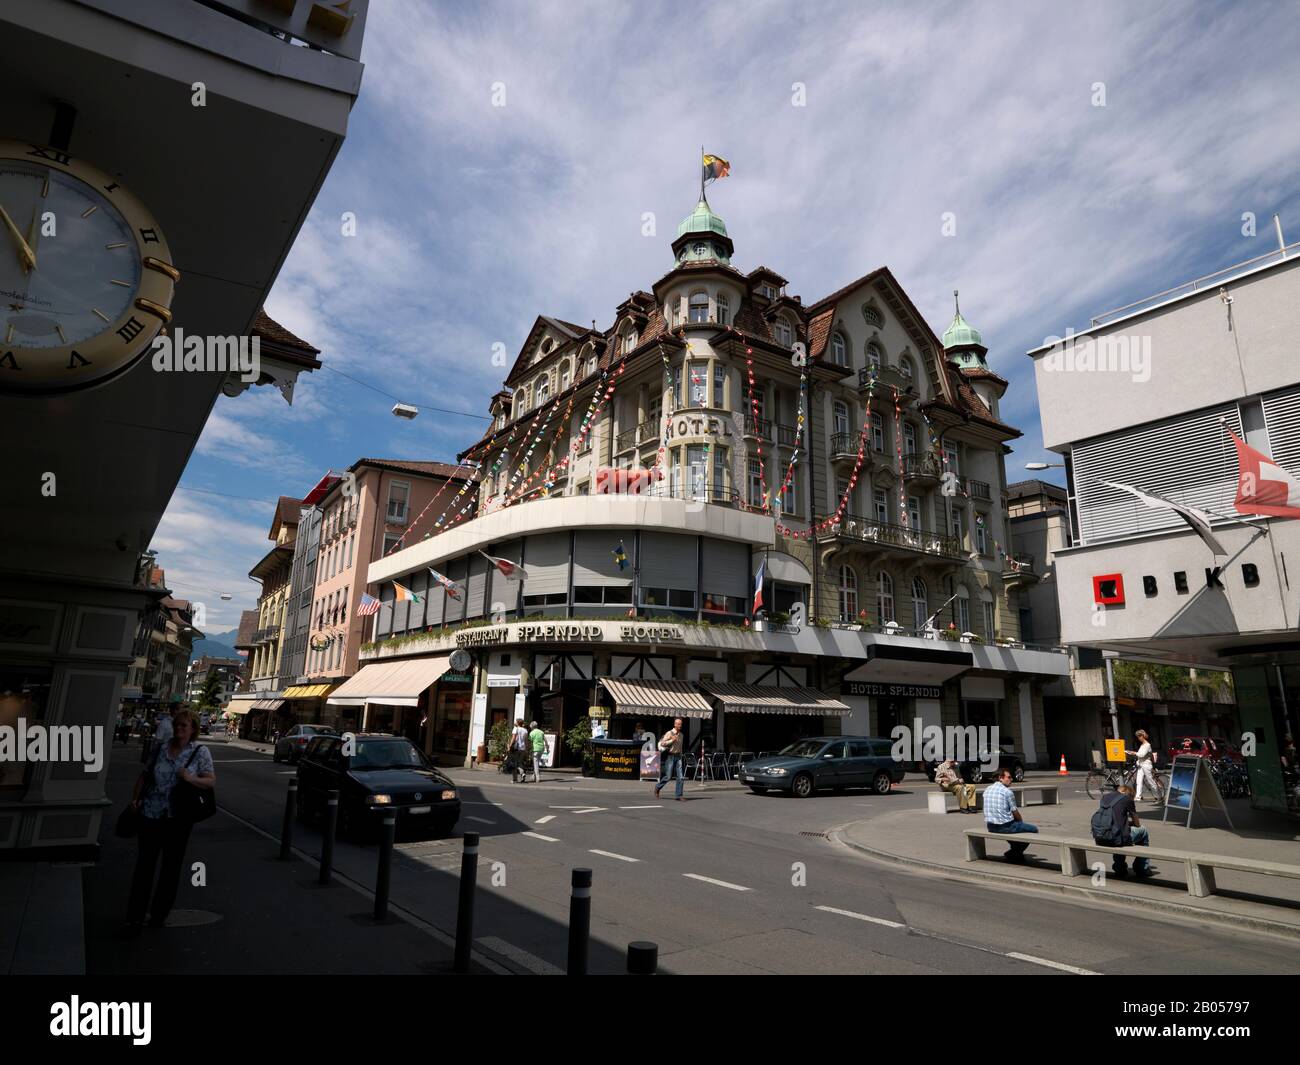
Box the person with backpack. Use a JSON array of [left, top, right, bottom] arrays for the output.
[[1091, 784, 1154, 878]]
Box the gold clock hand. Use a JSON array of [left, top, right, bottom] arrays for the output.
[[0, 202, 37, 272], [26, 206, 40, 270]]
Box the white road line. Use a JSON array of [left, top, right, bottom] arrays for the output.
[[467, 816, 496, 824], [814, 905, 905, 929], [523, 831, 560, 842], [1005, 952, 1100, 976], [618, 805, 662, 809], [589, 849, 639, 863], [548, 805, 595, 810], [535, 815, 556, 824], [215, 758, 273, 763], [476, 937, 564, 975], [683, 873, 751, 892], [463, 801, 504, 806], [571, 807, 606, 814]]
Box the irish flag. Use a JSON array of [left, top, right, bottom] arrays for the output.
[[1231, 430, 1300, 519], [393, 581, 422, 604]]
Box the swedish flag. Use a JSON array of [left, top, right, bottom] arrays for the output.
[[612, 542, 628, 571]]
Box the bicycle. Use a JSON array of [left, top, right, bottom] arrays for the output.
[[1122, 760, 1167, 804], [1085, 761, 1124, 799]]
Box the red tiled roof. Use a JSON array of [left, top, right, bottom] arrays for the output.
[[269, 495, 302, 540], [747, 264, 789, 284], [353, 458, 479, 481], [807, 308, 836, 360], [234, 610, 259, 648], [252, 309, 319, 354], [960, 366, 1009, 386]]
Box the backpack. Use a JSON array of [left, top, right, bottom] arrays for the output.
[[1091, 795, 1124, 846]]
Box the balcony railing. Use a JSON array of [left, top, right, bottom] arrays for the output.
[[903, 453, 942, 479], [1002, 552, 1035, 573], [819, 513, 964, 559], [615, 419, 659, 453], [829, 432, 859, 459], [967, 479, 992, 501], [743, 414, 772, 439], [641, 482, 742, 506], [776, 423, 805, 449]]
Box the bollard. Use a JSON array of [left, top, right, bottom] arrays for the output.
[[280, 779, 297, 860], [374, 811, 396, 920], [567, 868, 593, 975], [319, 789, 339, 886], [454, 832, 480, 973], [627, 941, 658, 975]]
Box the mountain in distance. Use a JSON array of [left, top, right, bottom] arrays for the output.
[[190, 628, 242, 663]]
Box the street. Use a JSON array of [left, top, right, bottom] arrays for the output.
[[207, 740, 1300, 976]]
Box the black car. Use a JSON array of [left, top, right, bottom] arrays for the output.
[[920, 749, 1026, 783], [273, 723, 338, 764], [296, 733, 460, 840], [741, 737, 907, 798]]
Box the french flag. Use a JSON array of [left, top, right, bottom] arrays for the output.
[[752, 555, 766, 615]]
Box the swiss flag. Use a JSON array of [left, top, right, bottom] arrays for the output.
[[1232, 431, 1300, 519]]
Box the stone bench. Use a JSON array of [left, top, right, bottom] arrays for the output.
[[927, 784, 1059, 814], [964, 828, 1300, 901]]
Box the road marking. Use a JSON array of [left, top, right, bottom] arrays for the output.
[[476, 937, 563, 975], [683, 873, 750, 892], [571, 807, 606, 814], [814, 905, 905, 929], [618, 805, 662, 810], [535, 815, 556, 824], [215, 758, 274, 763], [1005, 952, 1100, 976], [523, 831, 559, 842], [467, 816, 496, 824], [548, 805, 596, 810], [589, 849, 639, 863], [463, 801, 504, 806]]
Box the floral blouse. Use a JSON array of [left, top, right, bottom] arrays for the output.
[[141, 742, 214, 820]]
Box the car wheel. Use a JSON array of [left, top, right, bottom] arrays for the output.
[[962, 765, 981, 784], [872, 771, 892, 795], [791, 773, 814, 799], [1011, 761, 1025, 783]]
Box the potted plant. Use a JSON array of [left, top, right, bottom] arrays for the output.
[[938, 623, 960, 642], [487, 720, 511, 765], [566, 716, 594, 776]]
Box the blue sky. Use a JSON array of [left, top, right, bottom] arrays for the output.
[[152, 0, 1300, 635]]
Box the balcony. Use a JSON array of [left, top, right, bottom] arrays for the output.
[[903, 453, 943, 484], [829, 432, 860, 464], [776, 424, 806, 450], [254, 624, 281, 644], [858, 364, 913, 394], [642, 482, 742, 506], [967, 479, 992, 501], [1001, 552, 1040, 586], [615, 419, 658, 454], [743, 415, 772, 440], [819, 513, 965, 561]]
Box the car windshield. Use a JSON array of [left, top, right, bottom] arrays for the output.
[[779, 740, 827, 758], [302, 726, 336, 736], [351, 740, 427, 770]]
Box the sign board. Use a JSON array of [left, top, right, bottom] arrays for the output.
[[592, 740, 640, 779], [487, 676, 520, 688], [470, 693, 488, 759], [457, 621, 685, 647], [1163, 754, 1233, 829], [843, 682, 942, 699], [514, 693, 528, 719], [540, 733, 557, 768], [1104, 738, 1126, 763]]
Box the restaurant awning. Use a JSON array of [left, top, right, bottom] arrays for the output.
[[225, 702, 253, 716], [598, 678, 714, 719], [251, 699, 285, 712], [698, 682, 852, 716], [283, 683, 334, 699], [326, 656, 451, 708]]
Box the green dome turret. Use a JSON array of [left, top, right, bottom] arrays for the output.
[[671, 198, 733, 264], [942, 290, 988, 369]]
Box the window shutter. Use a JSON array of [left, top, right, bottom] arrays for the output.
[[639, 532, 697, 589], [574, 531, 633, 588], [464, 554, 487, 619], [1262, 387, 1300, 474], [700, 538, 748, 597], [442, 557, 468, 622], [523, 532, 570, 596]]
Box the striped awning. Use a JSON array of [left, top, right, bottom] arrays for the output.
[[698, 682, 852, 716], [327, 656, 450, 708], [598, 678, 714, 719], [251, 698, 285, 712], [284, 683, 334, 699]]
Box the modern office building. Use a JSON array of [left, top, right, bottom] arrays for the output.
[[346, 195, 1069, 766], [1030, 243, 1300, 815]]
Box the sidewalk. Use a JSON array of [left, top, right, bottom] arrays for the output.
[[836, 785, 1300, 939], [79, 737, 492, 975]]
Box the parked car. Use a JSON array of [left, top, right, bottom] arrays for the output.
[[1168, 736, 1245, 766], [741, 737, 906, 798], [920, 749, 1026, 783], [296, 733, 460, 840], [273, 723, 339, 764]]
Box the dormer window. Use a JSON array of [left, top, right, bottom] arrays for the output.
[[830, 332, 847, 367], [621, 329, 638, 355], [689, 292, 709, 324], [716, 293, 730, 326], [774, 318, 793, 347], [759, 283, 777, 300]]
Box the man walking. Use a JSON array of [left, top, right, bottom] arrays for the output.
[[527, 720, 546, 783], [509, 717, 529, 783], [655, 718, 686, 801], [983, 767, 1038, 862]]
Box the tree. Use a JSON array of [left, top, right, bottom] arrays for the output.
[[197, 670, 223, 712]]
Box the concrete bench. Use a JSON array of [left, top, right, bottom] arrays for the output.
[[928, 784, 1059, 814], [965, 828, 1300, 901]]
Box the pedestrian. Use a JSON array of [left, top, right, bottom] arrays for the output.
[[655, 718, 686, 801], [153, 707, 174, 748], [1126, 729, 1156, 801], [528, 720, 546, 783], [1091, 784, 1155, 879], [934, 757, 977, 813], [125, 708, 216, 933], [509, 717, 529, 783], [983, 767, 1037, 862]]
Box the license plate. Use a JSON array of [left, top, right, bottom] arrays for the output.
[[408, 805, 431, 815], [743, 775, 753, 782]]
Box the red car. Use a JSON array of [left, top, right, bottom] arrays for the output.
[[1169, 736, 1245, 766]]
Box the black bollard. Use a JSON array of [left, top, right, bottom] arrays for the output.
[[627, 941, 658, 975], [374, 811, 396, 920], [319, 789, 339, 886], [280, 779, 297, 860], [454, 832, 479, 973], [567, 868, 593, 975]]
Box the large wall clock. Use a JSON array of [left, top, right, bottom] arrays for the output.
[[0, 140, 179, 394]]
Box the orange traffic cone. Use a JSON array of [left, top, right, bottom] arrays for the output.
[[1059, 754, 1068, 775]]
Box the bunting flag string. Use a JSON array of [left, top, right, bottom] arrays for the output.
[[775, 385, 875, 540], [510, 372, 582, 501], [381, 459, 481, 557]]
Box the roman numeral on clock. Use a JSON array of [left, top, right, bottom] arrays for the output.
[[0, 351, 20, 371], [67, 350, 91, 370], [139, 227, 160, 244], [27, 144, 72, 166], [116, 316, 146, 343]]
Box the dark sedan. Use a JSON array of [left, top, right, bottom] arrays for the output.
[[296, 733, 460, 840], [741, 737, 906, 798], [273, 723, 339, 764]]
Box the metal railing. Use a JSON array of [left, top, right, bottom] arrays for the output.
[[615, 418, 659, 452], [1002, 552, 1035, 573], [967, 479, 991, 500], [819, 514, 963, 558], [903, 453, 942, 479], [776, 424, 805, 449], [743, 414, 772, 439], [641, 482, 741, 505], [829, 432, 859, 458]]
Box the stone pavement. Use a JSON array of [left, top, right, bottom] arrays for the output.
[[836, 785, 1300, 939]]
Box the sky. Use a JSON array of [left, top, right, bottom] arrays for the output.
[[153, 0, 1300, 635]]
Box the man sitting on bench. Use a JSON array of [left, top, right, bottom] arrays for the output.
[[1092, 784, 1155, 879], [983, 768, 1038, 862]]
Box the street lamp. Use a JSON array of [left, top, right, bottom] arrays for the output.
[[1024, 461, 1065, 471]]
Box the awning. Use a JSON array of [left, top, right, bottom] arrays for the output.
[[284, 683, 334, 699], [598, 678, 714, 719], [251, 699, 285, 712], [327, 656, 451, 708], [226, 703, 252, 716], [699, 682, 852, 716], [843, 642, 972, 685]]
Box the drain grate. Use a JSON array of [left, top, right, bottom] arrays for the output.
[[799, 830, 831, 840]]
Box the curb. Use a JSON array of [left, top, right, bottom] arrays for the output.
[[830, 824, 1300, 943]]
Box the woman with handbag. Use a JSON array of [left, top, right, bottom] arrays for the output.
[[124, 708, 216, 933]]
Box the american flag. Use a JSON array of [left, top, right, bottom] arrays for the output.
[[356, 593, 382, 617]]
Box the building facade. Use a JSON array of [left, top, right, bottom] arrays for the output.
[[1030, 245, 1300, 816], [184, 656, 244, 709], [342, 197, 1069, 766]]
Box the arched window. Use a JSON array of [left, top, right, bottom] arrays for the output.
[[560, 361, 571, 392], [831, 332, 847, 366], [877, 571, 895, 624], [689, 291, 709, 324], [838, 566, 858, 622], [833, 400, 850, 436], [716, 292, 730, 326], [587, 354, 598, 377], [535, 377, 549, 407], [774, 317, 793, 347], [981, 588, 995, 639], [621, 328, 638, 355], [900, 355, 915, 380], [955, 585, 971, 632], [866, 341, 883, 371], [518, 388, 531, 413], [911, 577, 928, 630]]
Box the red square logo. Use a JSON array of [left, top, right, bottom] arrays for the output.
[[1093, 573, 1125, 605]]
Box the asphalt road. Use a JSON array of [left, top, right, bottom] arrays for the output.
[[208, 740, 1300, 976]]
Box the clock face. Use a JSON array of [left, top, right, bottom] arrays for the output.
[[0, 142, 177, 394]]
